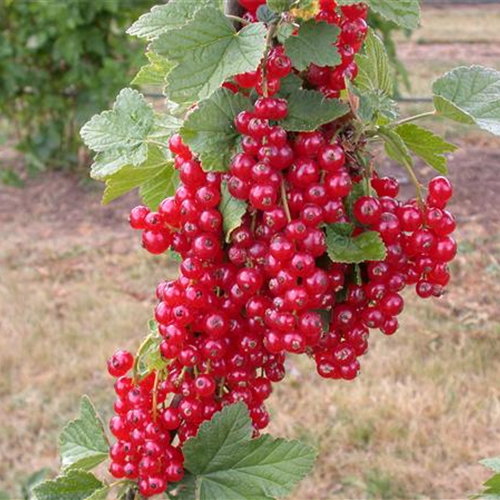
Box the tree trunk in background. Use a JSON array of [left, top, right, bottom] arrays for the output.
[[225, 0, 244, 16]]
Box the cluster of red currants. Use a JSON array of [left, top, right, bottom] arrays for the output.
[[238, 0, 368, 99], [105, 1, 457, 496]]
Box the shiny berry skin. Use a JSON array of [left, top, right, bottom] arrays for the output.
[[107, 350, 134, 378], [429, 176, 453, 204], [142, 231, 171, 255], [129, 206, 150, 230], [354, 196, 382, 225]]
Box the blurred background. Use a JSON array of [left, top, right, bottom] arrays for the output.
[[1, 0, 500, 499]]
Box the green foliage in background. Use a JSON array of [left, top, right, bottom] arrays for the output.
[[369, 12, 413, 96], [0, 0, 157, 183]]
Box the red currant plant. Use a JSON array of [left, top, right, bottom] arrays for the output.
[[33, 1, 500, 500]]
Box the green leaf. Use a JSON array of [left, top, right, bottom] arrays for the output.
[[279, 73, 303, 95], [356, 30, 393, 96], [394, 124, 457, 175], [220, 182, 248, 243], [337, 0, 420, 30], [59, 396, 109, 472], [132, 51, 174, 87], [81, 88, 155, 179], [354, 88, 398, 123], [140, 166, 179, 210], [150, 114, 185, 145], [378, 126, 414, 169], [284, 20, 340, 72], [134, 325, 167, 380], [127, 0, 219, 40], [433, 65, 500, 136], [32, 470, 105, 500], [276, 23, 294, 44], [257, 5, 280, 24], [268, 0, 294, 13], [281, 89, 349, 131], [180, 88, 252, 171], [155, 8, 267, 104], [102, 146, 173, 205], [326, 224, 387, 263], [22, 469, 51, 500], [477, 472, 500, 500], [481, 458, 500, 474], [184, 403, 317, 500]]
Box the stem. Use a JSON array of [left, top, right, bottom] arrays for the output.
[[391, 110, 437, 127], [152, 369, 161, 422], [225, 14, 251, 25], [132, 335, 153, 384], [403, 161, 424, 206], [280, 180, 292, 222], [261, 22, 279, 97]]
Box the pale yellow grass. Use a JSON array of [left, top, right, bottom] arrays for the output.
[[1, 205, 500, 499]]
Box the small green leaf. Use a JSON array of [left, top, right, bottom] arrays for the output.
[[81, 88, 155, 179], [281, 89, 349, 131], [326, 224, 387, 263], [220, 182, 248, 243], [337, 0, 420, 30], [132, 51, 174, 87], [102, 146, 173, 206], [394, 124, 457, 174], [279, 73, 303, 95], [276, 23, 294, 44], [134, 330, 166, 380], [22, 469, 51, 500], [268, 0, 294, 13], [257, 5, 280, 23], [481, 457, 500, 474], [183, 403, 317, 500], [155, 8, 267, 104], [59, 396, 109, 472], [477, 472, 500, 500], [433, 65, 500, 136], [127, 0, 219, 40], [140, 165, 179, 210], [180, 88, 252, 171], [32, 470, 105, 500], [378, 126, 414, 169], [284, 20, 340, 72], [352, 86, 398, 123], [356, 30, 393, 96]]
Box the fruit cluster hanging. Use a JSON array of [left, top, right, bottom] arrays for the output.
[[105, 1, 457, 497]]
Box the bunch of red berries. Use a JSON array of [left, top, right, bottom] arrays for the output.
[[105, 1, 457, 496]]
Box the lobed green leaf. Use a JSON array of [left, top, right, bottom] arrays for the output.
[[337, 0, 420, 30], [284, 20, 340, 72], [32, 470, 105, 500], [281, 89, 349, 131], [59, 396, 109, 472], [183, 403, 317, 500], [127, 0, 220, 40], [356, 30, 393, 96], [81, 88, 155, 179], [220, 182, 248, 243], [102, 146, 173, 206], [132, 51, 174, 88], [180, 88, 252, 171], [378, 126, 414, 169], [394, 124, 457, 174], [155, 7, 267, 104], [433, 65, 500, 136], [326, 224, 387, 263]]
